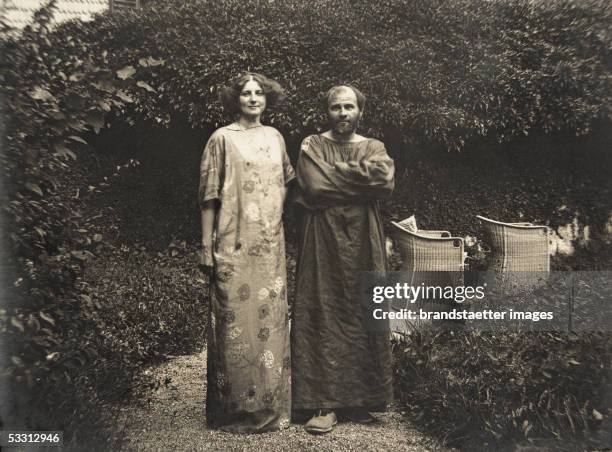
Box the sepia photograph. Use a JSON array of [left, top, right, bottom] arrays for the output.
[[0, 0, 610, 450]]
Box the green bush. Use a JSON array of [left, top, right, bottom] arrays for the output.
[[393, 330, 612, 450], [385, 125, 612, 246], [83, 245, 208, 367], [0, 3, 204, 441], [48, 0, 611, 150], [1, 0, 610, 444]]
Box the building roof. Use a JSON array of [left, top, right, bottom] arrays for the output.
[[1, 0, 110, 30]]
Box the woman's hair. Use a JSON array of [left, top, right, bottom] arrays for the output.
[[218, 73, 286, 115]]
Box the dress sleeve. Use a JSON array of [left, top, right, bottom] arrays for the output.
[[279, 132, 296, 184], [199, 131, 226, 209]]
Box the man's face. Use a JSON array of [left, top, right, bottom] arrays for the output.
[[327, 88, 361, 136]]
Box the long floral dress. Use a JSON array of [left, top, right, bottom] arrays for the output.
[[199, 122, 295, 432]]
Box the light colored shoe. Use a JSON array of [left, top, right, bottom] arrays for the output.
[[304, 410, 337, 434]]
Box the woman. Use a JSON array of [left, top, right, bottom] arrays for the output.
[[199, 73, 295, 432]]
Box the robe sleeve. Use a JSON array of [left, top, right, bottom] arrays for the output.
[[199, 131, 226, 209], [295, 136, 394, 209], [333, 141, 394, 194]]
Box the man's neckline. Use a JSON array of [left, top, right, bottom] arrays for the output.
[[320, 133, 370, 144]]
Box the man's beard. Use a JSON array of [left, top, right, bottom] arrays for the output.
[[331, 117, 359, 136]]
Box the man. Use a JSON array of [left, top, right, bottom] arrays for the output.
[[291, 85, 395, 434]]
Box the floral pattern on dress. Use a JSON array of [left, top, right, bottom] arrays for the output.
[[248, 245, 262, 257], [239, 386, 258, 411], [243, 180, 256, 193], [237, 284, 250, 301], [216, 262, 235, 283], [258, 304, 270, 319], [257, 327, 270, 342], [245, 203, 260, 222], [221, 310, 236, 324], [259, 350, 275, 368], [227, 326, 242, 340], [279, 418, 291, 430], [258, 287, 270, 301], [274, 277, 284, 294], [200, 124, 294, 433], [262, 391, 275, 407], [216, 373, 232, 397]]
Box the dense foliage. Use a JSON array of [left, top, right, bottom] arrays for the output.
[[0, 3, 204, 443], [393, 330, 612, 450], [386, 124, 612, 243], [0, 0, 610, 447], [45, 0, 612, 150]]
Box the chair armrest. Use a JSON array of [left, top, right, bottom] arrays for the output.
[[417, 230, 451, 238], [477, 215, 548, 231]]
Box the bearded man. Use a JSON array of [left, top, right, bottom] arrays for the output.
[[291, 85, 395, 434]]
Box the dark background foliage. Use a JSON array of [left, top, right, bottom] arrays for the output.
[[393, 330, 612, 450], [44, 0, 612, 151], [0, 0, 610, 449]]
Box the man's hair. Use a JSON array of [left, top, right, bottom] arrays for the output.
[[218, 73, 286, 114], [323, 85, 366, 111]]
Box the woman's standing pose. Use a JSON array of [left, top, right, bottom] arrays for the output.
[[199, 73, 294, 432]]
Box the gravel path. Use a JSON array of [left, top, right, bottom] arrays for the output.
[[112, 349, 449, 451]]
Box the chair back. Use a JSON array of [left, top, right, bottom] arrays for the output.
[[476, 215, 550, 273], [390, 221, 465, 334], [476, 215, 550, 294]]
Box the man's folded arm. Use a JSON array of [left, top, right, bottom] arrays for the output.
[[294, 150, 350, 208], [325, 141, 395, 201], [294, 138, 395, 208], [333, 141, 394, 197], [333, 159, 394, 198]]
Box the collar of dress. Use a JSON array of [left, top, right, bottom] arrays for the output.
[[226, 122, 264, 131]]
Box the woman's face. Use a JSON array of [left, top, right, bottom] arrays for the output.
[[239, 79, 266, 119]]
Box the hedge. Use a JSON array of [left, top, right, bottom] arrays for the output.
[[44, 0, 612, 150], [393, 330, 612, 450], [1, 0, 610, 445]]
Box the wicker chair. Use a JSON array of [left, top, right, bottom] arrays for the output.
[[476, 215, 550, 294], [390, 221, 465, 334]]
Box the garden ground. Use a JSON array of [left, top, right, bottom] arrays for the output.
[[2, 1, 611, 449], [111, 348, 449, 452]]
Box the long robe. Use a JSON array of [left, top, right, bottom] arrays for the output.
[[291, 134, 394, 410], [199, 123, 294, 432]]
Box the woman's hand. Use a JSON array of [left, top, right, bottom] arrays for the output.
[[200, 200, 217, 278], [198, 245, 214, 277]]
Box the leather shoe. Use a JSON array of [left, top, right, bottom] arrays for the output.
[[304, 410, 337, 434]]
